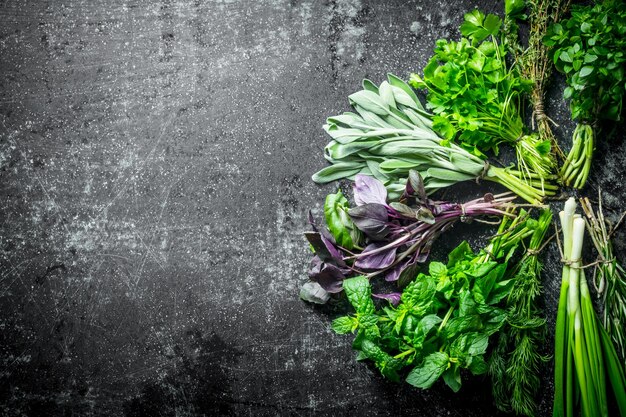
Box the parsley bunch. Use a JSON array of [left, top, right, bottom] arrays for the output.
[[331, 213, 537, 392], [410, 10, 557, 187], [544, 0, 626, 188]]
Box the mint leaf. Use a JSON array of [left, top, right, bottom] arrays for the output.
[[406, 352, 449, 389], [487, 278, 515, 305], [467, 333, 489, 356], [401, 275, 436, 308], [447, 241, 473, 267], [468, 355, 488, 375], [332, 316, 356, 334], [342, 276, 375, 315], [442, 365, 462, 392], [361, 339, 402, 382]]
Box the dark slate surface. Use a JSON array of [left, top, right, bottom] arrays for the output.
[[1, 0, 625, 416]]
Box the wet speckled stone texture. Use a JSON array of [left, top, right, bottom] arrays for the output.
[[1, 0, 624, 416]]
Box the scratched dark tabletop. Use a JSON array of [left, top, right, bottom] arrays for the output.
[[1, 0, 625, 416]]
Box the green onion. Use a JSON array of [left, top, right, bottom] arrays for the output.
[[553, 198, 626, 417]]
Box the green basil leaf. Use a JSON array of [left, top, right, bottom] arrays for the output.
[[324, 191, 355, 249], [406, 352, 449, 389], [447, 241, 473, 267]]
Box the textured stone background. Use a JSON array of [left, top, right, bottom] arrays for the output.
[[1, 0, 624, 416]]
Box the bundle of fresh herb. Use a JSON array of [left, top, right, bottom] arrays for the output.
[[544, 1, 626, 189], [504, 0, 571, 160], [330, 214, 537, 392], [410, 9, 557, 186], [580, 194, 626, 364], [301, 172, 518, 302], [312, 75, 557, 204], [490, 209, 552, 417], [553, 198, 626, 417]]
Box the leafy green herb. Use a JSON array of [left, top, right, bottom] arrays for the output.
[[581, 194, 626, 364], [331, 214, 537, 392], [324, 191, 362, 250], [503, 0, 570, 161], [489, 209, 552, 417], [544, 1, 626, 188], [553, 198, 626, 417], [312, 75, 557, 204], [410, 9, 557, 185]]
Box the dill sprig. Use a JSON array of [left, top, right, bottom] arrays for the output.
[[490, 209, 552, 417]]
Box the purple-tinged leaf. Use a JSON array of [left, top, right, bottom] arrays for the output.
[[307, 211, 337, 244], [308, 255, 323, 278], [355, 243, 397, 270], [397, 256, 421, 288], [390, 202, 435, 224], [304, 231, 346, 267], [416, 250, 430, 263], [389, 202, 416, 218], [372, 292, 402, 306], [353, 174, 387, 206], [300, 282, 330, 304], [408, 170, 428, 203], [348, 203, 390, 240], [309, 263, 345, 293], [383, 259, 408, 282], [415, 233, 436, 263]]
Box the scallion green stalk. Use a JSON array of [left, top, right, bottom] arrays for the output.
[[553, 198, 626, 417]]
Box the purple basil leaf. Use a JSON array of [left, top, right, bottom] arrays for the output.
[[397, 256, 421, 288], [307, 211, 339, 244], [416, 250, 430, 263], [389, 202, 416, 218], [353, 174, 387, 206], [408, 170, 428, 203], [348, 203, 390, 240], [309, 263, 345, 293], [308, 255, 323, 278], [354, 243, 397, 270], [304, 231, 346, 267], [383, 259, 408, 282], [415, 236, 435, 263], [372, 292, 402, 306]]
